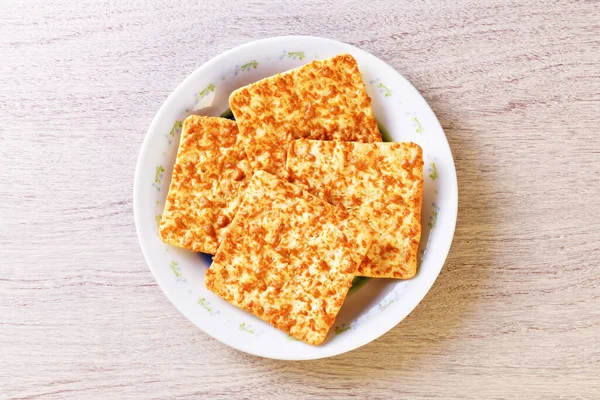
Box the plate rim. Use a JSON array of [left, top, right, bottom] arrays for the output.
[[134, 35, 458, 360]]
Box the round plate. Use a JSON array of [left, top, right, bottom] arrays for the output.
[[134, 36, 458, 360]]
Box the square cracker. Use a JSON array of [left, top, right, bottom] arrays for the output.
[[205, 170, 376, 345], [159, 115, 252, 254], [287, 139, 424, 279], [229, 54, 382, 178]]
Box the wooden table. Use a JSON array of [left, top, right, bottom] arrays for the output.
[[2, 1, 599, 398]]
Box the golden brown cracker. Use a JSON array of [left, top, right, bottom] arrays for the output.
[[159, 115, 252, 254], [287, 139, 424, 279], [205, 171, 376, 344], [229, 54, 381, 178]]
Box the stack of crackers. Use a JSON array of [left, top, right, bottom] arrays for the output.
[[159, 54, 424, 345]]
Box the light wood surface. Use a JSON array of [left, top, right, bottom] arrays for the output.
[[1, 0, 599, 398]]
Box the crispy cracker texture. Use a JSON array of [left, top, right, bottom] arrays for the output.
[[287, 139, 424, 279], [229, 54, 382, 178], [205, 171, 376, 345], [159, 115, 252, 254]]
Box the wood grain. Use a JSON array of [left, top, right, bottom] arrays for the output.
[[1, 0, 599, 398]]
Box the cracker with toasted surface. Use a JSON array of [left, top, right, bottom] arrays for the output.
[[229, 54, 382, 178], [205, 170, 376, 345], [159, 115, 252, 254], [287, 139, 424, 279]]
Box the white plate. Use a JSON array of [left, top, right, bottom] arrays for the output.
[[134, 36, 458, 360]]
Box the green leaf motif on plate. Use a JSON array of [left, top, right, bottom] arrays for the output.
[[377, 82, 392, 97], [198, 297, 219, 316], [429, 162, 438, 180], [428, 210, 438, 229], [169, 120, 182, 139], [411, 114, 423, 134], [196, 83, 215, 102], [241, 61, 258, 72], [286, 51, 305, 60], [155, 165, 164, 184], [198, 297, 212, 312], [170, 261, 181, 278], [239, 322, 256, 334]]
